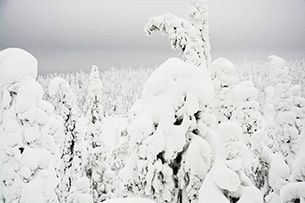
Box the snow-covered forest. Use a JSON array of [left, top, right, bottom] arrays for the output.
[[1, 0, 305, 203]]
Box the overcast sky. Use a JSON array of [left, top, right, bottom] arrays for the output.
[[0, 0, 305, 74]]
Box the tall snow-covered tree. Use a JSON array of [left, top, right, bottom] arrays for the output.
[[144, 0, 210, 68], [120, 58, 216, 202], [0, 48, 59, 203], [49, 77, 84, 203], [82, 66, 119, 202], [84, 65, 104, 149]]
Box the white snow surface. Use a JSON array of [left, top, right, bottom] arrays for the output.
[[0, 48, 38, 90], [104, 198, 156, 203]]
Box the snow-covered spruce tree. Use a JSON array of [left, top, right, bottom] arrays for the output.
[[120, 58, 216, 203], [198, 122, 263, 203], [82, 66, 118, 202], [279, 133, 305, 202], [265, 56, 299, 165], [49, 77, 85, 203], [0, 48, 59, 203], [208, 58, 238, 124], [144, 0, 210, 68], [83, 65, 104, 154], [230, 81, 261, 147]]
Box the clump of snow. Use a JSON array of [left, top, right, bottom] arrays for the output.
[[280, 182, 305, 203], [0, 48, 38, 90], [268, 55, 286, 69], [73, 177, 93, 203]]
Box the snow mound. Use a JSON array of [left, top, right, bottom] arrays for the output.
[[269, 153, 290, 193], [0, 48, 38, 89], [231, 81, 259, 102], [143, 57, 214, 110], [268, 55, 286, 68], [48, 77, 71, 97], [280, 182, 305, 203], [209, 57, 236, 78]]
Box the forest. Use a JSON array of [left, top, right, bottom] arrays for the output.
[[1, 0, 305, 203]]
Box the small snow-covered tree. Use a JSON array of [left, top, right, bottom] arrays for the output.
[[264, 56, 299, 165], [265, 153, 290, 203], [144, 0, 210, 68], [83, 66, 104, 153], [230, 81, 261, 146], [121, 58, 216, 202], [49, 77, 84, 203], [199, 122, 263, 203], [208, 58, 238, 124], [0, 48, 59, 203]]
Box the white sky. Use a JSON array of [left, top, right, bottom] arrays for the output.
[[0, 0, 304, 74]]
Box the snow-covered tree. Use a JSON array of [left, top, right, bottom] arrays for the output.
[[263, 56, 299, 164], [49, 77, 84, 203], [144, 0, 210, 68], [230, 81, 261, 147], [208, 58, 238, 123], [81, 66, 119, 202], [121, 58, 216, 202], [265, 153, 290, 203], [0, 48, 59, 203], [84, 65, 104, 150], [199, 122, 263, 203]]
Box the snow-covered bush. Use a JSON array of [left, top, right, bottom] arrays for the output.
[[121, 58, 216, 202], [145, 0, 210, 68], [0, 48, 59, 203]]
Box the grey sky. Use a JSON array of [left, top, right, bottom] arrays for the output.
[[0, 0, 305, 74]]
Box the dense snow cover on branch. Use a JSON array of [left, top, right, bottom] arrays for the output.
[[121, 58, 216, 202], [145, 0, 210, 68]]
